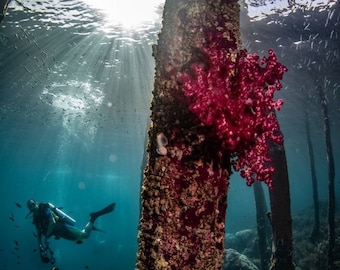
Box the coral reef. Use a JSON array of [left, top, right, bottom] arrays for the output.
[[223, 202, 340, 270], [293, 202, 340, 270], [223, 248, 259, 270]]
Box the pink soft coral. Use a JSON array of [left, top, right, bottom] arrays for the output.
[[179, 34, 287, 189]]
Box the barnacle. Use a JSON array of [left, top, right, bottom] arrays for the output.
[[156, 133, 168, 155]]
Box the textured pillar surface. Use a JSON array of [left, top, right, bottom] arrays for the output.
[[136, 0, 240, 269]]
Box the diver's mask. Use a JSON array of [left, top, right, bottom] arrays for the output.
[[26, 199, 38, 218], [27, 199, 38, 211]]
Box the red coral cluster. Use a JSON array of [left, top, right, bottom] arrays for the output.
[[178, 35, 287, 189]]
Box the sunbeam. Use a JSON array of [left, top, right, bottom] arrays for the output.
[[82, 0, 164, 33]]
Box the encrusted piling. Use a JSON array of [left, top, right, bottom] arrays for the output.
[[136, 0, 288, 268], [136, 1, 240, 268]]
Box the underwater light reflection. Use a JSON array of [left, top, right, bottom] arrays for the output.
[[39, 80, 104, 137], [8, 0, 164, 40], [245, 0, 336, 20], [81, 0, 165, 34]]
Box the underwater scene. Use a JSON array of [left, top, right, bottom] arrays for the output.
[[0, 0, 339, 269]]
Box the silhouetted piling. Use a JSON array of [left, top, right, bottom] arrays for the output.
[[318, 86, 336, 270], [268, 142, 295, 270], [253, 181, 271, 270], [305, 110, 320, 243]]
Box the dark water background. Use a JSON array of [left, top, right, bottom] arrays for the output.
[[0, 0, 339, 269]]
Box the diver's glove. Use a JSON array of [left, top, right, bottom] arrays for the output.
[[39, 244, 45, 252], [39, 247, 50, 264], [39, 241, 50, 263]]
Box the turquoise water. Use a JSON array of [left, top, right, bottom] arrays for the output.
[[0, 1, 339, 269]]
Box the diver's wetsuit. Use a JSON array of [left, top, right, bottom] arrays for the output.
[[32, 203, 94, 243], [32, 202, 115, 243]]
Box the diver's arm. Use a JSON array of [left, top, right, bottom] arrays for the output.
[[37, 229, 51, 252], [37, 230, 51, 264], [44, 206, 56, 237], [36, 229, 45, 251], [45, 215, 56, 237]]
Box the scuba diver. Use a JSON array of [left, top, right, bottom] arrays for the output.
[[26, 199, 115, 264]]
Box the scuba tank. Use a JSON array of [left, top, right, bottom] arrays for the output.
[[48, 203, 76, 226]]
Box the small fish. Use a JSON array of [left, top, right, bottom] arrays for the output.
[[9, 213, 15, 222], [14, 240, 19, 246], [15, 202, 22, 208], [23, 66, 31, 74], [33, 232, 37, 238], [32, 249, 37, 252]]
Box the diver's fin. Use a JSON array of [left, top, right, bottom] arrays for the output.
[[90, 203, 115, 223], [93, 226, 105, 233]]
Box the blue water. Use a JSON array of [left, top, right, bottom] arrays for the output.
[[0, 1, 339, 269]]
